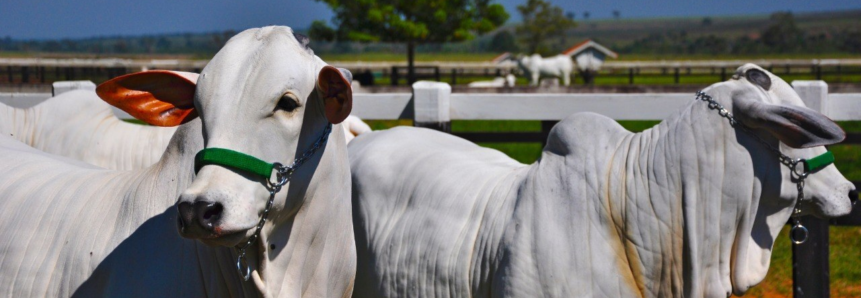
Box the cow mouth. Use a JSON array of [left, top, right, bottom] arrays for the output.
[[178, 218, 255, 246], [197, 229, 253, 247], [804, 186, 855, 218]]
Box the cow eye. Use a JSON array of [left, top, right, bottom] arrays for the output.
[[276, 94, 299, 112], [745, 69, 772, 91]]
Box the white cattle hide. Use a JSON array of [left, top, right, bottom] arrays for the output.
[[342, 115, 372, 144], [348, 64, 853, 298], [0, 26, 356, 298], [0, 90, 175, 170], [515, 54, 574, 86], [468, 74, 517, 88]]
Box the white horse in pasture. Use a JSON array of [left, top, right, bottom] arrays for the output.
[[513, 54, 574, 86]]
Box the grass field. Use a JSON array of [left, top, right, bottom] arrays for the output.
[[318, 52, 861, 63], [366, 119, 861, 298]]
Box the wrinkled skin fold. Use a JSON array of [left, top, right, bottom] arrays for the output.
[[348, 64, 853, 298]]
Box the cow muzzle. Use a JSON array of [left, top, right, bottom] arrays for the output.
[[175, 186, 260, 246], [177, 200, 224, 236]]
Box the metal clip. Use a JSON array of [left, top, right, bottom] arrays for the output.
[[790, 220, 808, 245], [789, 159, 810, 180], [237, 250, 251, 281]]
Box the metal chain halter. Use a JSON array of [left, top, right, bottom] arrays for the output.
[[194, 123, 332, 281], [695, 91, 835, 245]]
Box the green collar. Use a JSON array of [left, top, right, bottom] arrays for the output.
[[193, 124, 333, 181], [804, 151, 834, 173], [195, 148, 274, 179]]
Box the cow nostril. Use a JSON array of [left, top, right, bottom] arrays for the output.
[[203, 203, 223, 220], [194, 201, 223, 229], [849, 189, 858, 205], [177, 201, 194, 232]]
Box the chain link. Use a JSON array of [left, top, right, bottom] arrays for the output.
[[235, 123, 333, 281], [695, 91, 810, 244]]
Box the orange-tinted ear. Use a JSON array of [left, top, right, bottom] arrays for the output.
[[316, 66, 352, 124], [96, 70, 199, 127]]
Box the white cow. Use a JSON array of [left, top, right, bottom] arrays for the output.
[[348, 64, 854, 297], [342, 115, 372, 144], [0, 26, 356, 297], [514, 54, 574, 86], [0, 90, 176, 170]]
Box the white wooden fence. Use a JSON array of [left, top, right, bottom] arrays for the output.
[[348, 80, 861, 122], [2, 80, 860, 123]]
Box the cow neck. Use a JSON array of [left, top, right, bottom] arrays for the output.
[[137, 119, 203, 210], [250, 120, 353, 297], [596, 89, 764, 297]]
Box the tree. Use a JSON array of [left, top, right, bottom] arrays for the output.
[[140, 36, 156, 53], [314, 0, 509, 84], [309, 20, 336, 42], [583, 11, 590, 20], [612, 10, 620, 20], [516, 0, 576, 55], [761, 12, 804, 53], [156, 37, 172, 52], [113, 40, 128, 53], [488, 30, 518, 52]]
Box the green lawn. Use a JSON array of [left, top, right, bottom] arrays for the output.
[[318, 52, 861, 63], [366, 119, 861, 297], [319, 52, 499, 62]]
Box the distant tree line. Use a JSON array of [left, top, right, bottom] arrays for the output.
[[619, 12, 861, 55], [2, 11, 860, 58], [0, 30, 237, 56]]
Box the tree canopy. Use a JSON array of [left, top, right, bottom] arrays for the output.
[[308, 20, 336, 42], [313, 0, 509, 44], [314, 0, 509, 83], [515, 0, 576, 55]]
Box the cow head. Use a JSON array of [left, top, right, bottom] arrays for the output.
[[725, 64, 852, 217], [97, 26, 352, 246], [703, 64, 854, 294]]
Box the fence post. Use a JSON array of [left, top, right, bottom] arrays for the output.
[[541, 121, 558, 145], [21, 66, 29, 83], [790, 80, 830, 298], [412, 81, 451, 132], [793, 81, 829, 115], [628, 68, 634, 85], [673, 68, 680, 84]]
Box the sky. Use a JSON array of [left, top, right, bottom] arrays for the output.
[[2, 0, 860, 40]]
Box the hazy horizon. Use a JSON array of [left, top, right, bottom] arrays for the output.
[[2, 0, 860, 40]]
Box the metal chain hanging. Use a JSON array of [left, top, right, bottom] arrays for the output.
[[695, 91, 835, 245], [234, 123, 332, 281]]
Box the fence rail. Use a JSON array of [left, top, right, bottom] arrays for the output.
[[1, 80, 859, 298], [3, 58, 861, 86]]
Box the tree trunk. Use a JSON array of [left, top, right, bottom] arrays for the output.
[[407, 41, 416, 85]]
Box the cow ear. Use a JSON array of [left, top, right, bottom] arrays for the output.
[[96, 70, 199, 127], [738, 101, 845, 148], [316, 66, 352, 124]]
